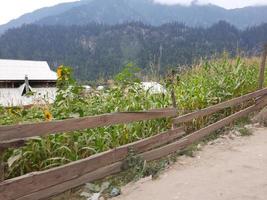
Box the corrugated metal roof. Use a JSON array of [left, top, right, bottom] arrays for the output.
[[0, 59, 57, 81]]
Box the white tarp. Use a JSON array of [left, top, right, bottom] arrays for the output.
[[141, 82, 167, 94], [0, 87, 57, 107]]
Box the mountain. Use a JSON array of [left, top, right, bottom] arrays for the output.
[[1, 0, 267, 35], [0, 21, 266, 81], [0, 0, 91, 35]]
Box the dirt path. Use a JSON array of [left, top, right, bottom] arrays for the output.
[[113, 127, 267, 200]]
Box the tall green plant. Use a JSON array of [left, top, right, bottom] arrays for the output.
[[1, 57, 262, 179]]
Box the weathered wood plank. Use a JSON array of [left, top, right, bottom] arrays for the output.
[[0, 127, 185, 200], [173, 88, 267, 124], [17, 162, 123, 200], [0, 139, 27, 151], [0, 108, 176, 141]]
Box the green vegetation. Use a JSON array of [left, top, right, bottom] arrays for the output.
[[176, 57, 259, 111], [175, 56, 260, 131], [1, 64, 171, 179], [0, 57, 263, 180]]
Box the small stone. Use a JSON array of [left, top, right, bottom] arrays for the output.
[[100, 181, 110, 192], [85, 183, 101, 193], [90, 193, 101, 200], [80, 192, 91, 198], [110, 187, 121, 197], [254, 123, 261, 128], [244, 124, 253, 129], [208, 141, 215, 145], [229, 134, 236, 140]]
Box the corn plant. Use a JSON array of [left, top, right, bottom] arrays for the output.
[[1, 57, 264, 179]]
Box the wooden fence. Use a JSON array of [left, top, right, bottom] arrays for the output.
[[1, 88, 267, 200]]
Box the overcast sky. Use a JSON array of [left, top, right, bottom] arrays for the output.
[[155, 0, 267, 7], [0, 0, 267, 25]]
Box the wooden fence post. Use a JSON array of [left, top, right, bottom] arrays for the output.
[[0, 151, 5, 181], [170, 70, 178, 129], [170, 70, 177, 109], [258, 43, 267, 89]]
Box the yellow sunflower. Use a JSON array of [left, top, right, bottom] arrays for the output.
[[44, 110, 53, 121], [57, 65, 63, 79]]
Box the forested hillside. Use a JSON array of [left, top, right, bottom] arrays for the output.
[[0, 21, 267, 80], [37, 0, 267, 29]]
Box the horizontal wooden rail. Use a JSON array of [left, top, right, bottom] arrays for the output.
[[173, 88, 267, 124], [16, 162, 124, 200], [0, 127, 185, 200], [143, 97, 267, 161], [11, 96, 267, 200], [0, 139, 28, 151], [0, 108, 176, 142]]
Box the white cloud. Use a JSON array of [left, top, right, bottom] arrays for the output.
[[154, 0, 267, 9]]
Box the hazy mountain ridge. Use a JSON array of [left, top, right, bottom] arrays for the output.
[[0, 21, 266, 80], [0, 0, 92, 35], [1, 0, 267, 35]]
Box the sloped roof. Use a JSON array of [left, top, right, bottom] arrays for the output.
[[0, 59, 57, 81]]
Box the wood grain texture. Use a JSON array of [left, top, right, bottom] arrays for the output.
[[17, 162, 123, 200], [0, 108, 176, 141], [0, 128, 184, 200], [0, 139, 27, 151], [173, 88, 267, 124]]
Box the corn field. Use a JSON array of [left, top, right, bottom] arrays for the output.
[[0, 57, 263, 179]]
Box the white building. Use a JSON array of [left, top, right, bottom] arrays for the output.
[[0, 59, 57, 107]]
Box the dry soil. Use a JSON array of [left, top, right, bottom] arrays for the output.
[[113, 127, 267, 200]]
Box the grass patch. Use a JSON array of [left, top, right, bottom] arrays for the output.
[[235, 116, 253, 136]]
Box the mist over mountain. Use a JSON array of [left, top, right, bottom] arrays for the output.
[[1, 0, 267, 35], [0, 21, 266, 81]]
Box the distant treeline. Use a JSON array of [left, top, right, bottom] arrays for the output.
[[0, 21, 267, 80]]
